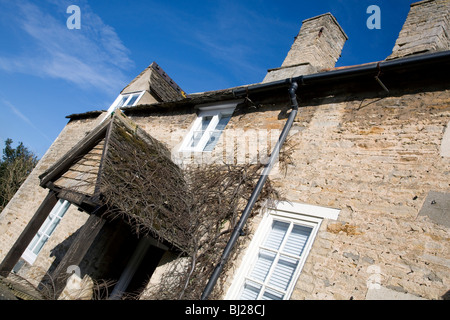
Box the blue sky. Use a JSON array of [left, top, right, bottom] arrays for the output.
[[0, 0, 415, 158]]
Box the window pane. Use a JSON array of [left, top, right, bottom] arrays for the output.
[[190, 131, 204, 148], [25, 199, 70, 259], [216, 114, 231, 131], [116, 96, 128, 108], [57, 200, 70, 218], [263, 221, 289, 250], [28, 234, 40, 252], [268, 255, 298, 291], [283, 225, 312, 256], [125, 94, 140, 106], [203, 114, 231, 151], [44, 201, 70, 236], [49, 199, 63, 217], [249, 249, 276, 283], [189, 116, 212, 149], [32, 237, 48, 255], [201, 116, 212, 130], [239, 281, 261, 300], [203, 130, 221, 151], [261, 288, 284, 300], [39, 217, 52, 234], [45, 219, 59, 236]]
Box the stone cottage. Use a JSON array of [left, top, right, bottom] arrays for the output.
[[0, 0, 449, 300]]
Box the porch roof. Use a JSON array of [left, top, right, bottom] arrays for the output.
[[39, 111, 190, 251]]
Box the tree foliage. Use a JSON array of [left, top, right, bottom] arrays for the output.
[[0, 138, 39, 212]]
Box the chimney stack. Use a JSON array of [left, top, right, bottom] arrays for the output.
[[263, 13, 348, 83], [388, 0, 450, 60]]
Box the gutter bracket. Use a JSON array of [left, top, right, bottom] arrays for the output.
[[375, 62, 389, 93]]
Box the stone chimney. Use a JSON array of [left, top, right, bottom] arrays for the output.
[[263, 13, 348, 83], [387, 0, 450, 60]]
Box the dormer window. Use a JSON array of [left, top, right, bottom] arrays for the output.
[[114, 92, 144, 109], [102, 91, 145, 123], [108, 91, 144, 112], [179, 101, 241, 153]]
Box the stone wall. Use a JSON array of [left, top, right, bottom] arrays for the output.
[[0, 116, 99, 284], [283, 90, 450, 300], [130, 86, 450, 300]]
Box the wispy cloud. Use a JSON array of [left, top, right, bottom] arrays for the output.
[[1, 98, 52, 142], [147, 1, 294, 85], [0, 0, 133, 94], [190, 3, 277, 77]]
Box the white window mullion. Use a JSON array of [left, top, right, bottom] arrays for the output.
[[196, 114, 220, 151], [246, 278, 265, 287], [255, 254, 274, 300], [181, 117, 202, 152], [255, 286, 264, 300], [123, 95, 133, 106], [279, 222, 294, 253]]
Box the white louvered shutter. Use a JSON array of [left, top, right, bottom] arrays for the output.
[[238, 219, 313, 300]]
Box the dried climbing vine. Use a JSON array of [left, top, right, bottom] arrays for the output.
[[50, 109, 304, 300], [142, 163, 278, 300], [96, 118, 299, 299]]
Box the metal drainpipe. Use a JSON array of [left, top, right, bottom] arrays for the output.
[[200, 81, 300, 300]]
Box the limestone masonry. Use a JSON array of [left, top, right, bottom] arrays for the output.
[[0, 0, 449, 300]]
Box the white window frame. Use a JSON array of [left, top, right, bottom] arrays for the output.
[[101, 91, 145, 123], [179, 101, 241, 153], [22, 199, 71, 265], [225, 201, 340, 300]]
